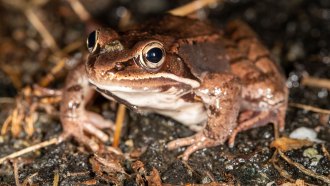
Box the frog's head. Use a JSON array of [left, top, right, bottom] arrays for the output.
[[85, 28, 200, 95]]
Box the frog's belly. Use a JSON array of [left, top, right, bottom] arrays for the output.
[[101, 90, 207, 131], [151, 102, 207, 131]]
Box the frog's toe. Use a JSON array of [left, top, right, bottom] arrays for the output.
[[167, 132, 221, 161], [61, 114, 112, 151], [59, 125, 100, 151], [182, 139, 221, 161], [77, 133, 100, 151], [85, 111, 115, 130], [167, 135, 198, 150], [83, 122, 109, 142]]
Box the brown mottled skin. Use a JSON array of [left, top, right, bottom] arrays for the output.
[[60, 15, 288, 160]]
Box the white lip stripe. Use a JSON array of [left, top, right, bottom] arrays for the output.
[[89, 79, 137, 92], [105, 73, 200, 88]]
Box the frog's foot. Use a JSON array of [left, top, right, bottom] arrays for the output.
[[228, 110, 277, 148], [238, 110, 254, 123], [59, 111, 114, 151], [167, 131, 223, 161]]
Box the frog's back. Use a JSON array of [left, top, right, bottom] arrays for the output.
[[146, 15, 231, 79], [137, 14, 220, 39], [224, 20, 287, 111], [118, 15, 230, 80]]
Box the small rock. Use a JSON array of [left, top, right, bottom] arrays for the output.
[[303, 148, 323, 166], [289, 127, 323, 143]]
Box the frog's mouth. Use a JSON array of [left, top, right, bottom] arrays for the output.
[[88, 72, 200, 91], [90, 78, 196, 111], [95, 87, 140, 111]]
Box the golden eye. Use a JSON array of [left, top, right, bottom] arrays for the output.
[[86, 30, 99, 53], [140, 41, 165, 70]]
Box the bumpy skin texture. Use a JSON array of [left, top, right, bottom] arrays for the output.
[[168, 20, 288, 159], [60, 15, 288, 160], [60, 64, 114, 151]]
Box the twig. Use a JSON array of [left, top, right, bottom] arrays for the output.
[[24, 8, 59, 52], [67, 171, 90, 177], [168, 0, 221, 16], [112, 104, 126, 147], [0, 97, 15, 104], [22, 173, 38, 186], [289, 103, 330, 115], [2, 0, 59, 53], [67, 0, 91, 22], [1, 64, 22, 89], [13, 160, 21, 186], [0, 137, 58, 164], [321, 144, 330, 160], [278, 150, 330, 184], [11, 107, 23, 137], [40, 40, 83, 86], [118, 7, 132, 30], [39, 58, 66, 86], [301, 76, 330, 90], [271, 137, 313, 152], [53, 169, 59, 186], [56, 40, 82, 55], [1, 114, 12, 135], [270, 150, 316, 186], [272, 159, 295, 183]]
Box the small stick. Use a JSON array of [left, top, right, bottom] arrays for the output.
[[112, 104, 126, 147], [53, 169, 59, 186], [168, 0, 221, 16], [1, 114, 12, 135], [270, 150, 295, 183], [1, 65, 22, 89], [301, 76, 330, 90], [24, 8, 59, 52], [22, 173, 38, 186], [322, 144, 330, 160], [39, 58, 66, 86], [289, 103, 330, 115], [13, 160, 21, 186], [278, 150, 330, 184], [40, 40, 83, 86], [67, 171, 90, 177], [0, 97, 15, 104], [0, 137, 58, 164], [67, 0, 91, 22]]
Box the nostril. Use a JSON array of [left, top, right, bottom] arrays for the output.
[[115, 62, 125, 71]]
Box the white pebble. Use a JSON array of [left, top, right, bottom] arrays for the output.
[[289, 127, 323, 143]]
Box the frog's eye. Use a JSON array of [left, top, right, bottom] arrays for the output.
[[86, 30, 99, 53], [140, 41, 165, 70]]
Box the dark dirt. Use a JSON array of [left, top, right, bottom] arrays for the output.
[[1, 0, 330, 185]]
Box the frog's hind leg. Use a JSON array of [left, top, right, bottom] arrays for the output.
[[167, 73, 242, 160], [225, 20, 288, 147], [228, 110, 276, 148], [229, 101, 287, 147]]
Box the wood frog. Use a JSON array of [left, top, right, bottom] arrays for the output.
[[60, 15, 288, 160]]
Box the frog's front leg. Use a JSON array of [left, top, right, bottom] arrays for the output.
[[167, 73, 241, 160], [59, 64, 114, 151]]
